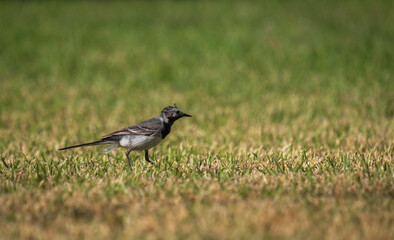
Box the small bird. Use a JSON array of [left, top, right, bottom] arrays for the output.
[[59, 104, 191, 171]]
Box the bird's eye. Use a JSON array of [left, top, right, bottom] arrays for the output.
[[176, 111, 180, 114]]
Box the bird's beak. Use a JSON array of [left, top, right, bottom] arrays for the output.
[[182, 112, 192, 117]]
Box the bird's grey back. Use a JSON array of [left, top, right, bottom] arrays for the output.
[[102, 117, 163, 139]]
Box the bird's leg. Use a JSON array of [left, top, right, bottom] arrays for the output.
[[145, 150, 153, 164], [125, 149, 132, 172]]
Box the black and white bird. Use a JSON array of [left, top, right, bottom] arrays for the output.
[[59, 104, 191, 171]]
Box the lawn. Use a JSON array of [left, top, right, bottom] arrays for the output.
[[0, 1, 393, 239]]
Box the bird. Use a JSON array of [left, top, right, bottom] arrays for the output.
[[59, 104, 191, 171]]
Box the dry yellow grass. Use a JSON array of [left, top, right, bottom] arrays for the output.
[[1, 1, 393, 239]]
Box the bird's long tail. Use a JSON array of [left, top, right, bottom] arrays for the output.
[[58, 140, 112, 151]]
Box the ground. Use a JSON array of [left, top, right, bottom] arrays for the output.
[[0, 1, 393, 239]]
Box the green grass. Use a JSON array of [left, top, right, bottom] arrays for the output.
[[0, 1, 393, 239]]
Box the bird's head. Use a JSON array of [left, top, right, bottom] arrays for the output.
[[160, 104, 192, 123]]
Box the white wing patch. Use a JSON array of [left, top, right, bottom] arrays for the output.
[[127, 126, 157, 136]]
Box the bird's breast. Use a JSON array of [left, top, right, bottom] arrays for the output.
[[161, 124, 171, 139], [119, 135, 162, 150]]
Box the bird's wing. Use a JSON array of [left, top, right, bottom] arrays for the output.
[[102, 117, 162, 138]]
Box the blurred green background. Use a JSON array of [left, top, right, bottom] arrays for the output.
[[1, 1, 392, 146], [0, 1, 393, 239]]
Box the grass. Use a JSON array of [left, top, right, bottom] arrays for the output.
[[0, 0, 393, 239]]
